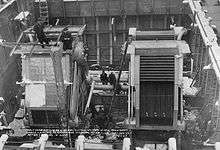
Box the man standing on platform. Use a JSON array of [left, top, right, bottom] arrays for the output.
[[60, 28, 73, 51], [33, 20, 49, 48]]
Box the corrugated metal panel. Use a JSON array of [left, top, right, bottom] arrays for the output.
[[136, 30, 175, 40], [140, 55, 175, 81]]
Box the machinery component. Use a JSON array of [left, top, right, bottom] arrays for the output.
[[127, 28, 190, 130], [9, 25, 86, 128]]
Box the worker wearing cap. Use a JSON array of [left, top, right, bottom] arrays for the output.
[[33, 20, 49, 48], [60, 28, 73, 51]]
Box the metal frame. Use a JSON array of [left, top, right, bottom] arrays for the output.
[[130, 40, 185, 130]]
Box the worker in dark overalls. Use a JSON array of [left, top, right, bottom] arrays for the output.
[[100, 70, 108, 85], [60, 28, 73, 51], [92, 104, 108, 129], [33, 20, 49, 48], [109, 72, 116, 87]]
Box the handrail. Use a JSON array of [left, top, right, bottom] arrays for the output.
[[185, 0, 220, 79]]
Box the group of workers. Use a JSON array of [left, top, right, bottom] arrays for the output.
[[100, 70, 117, 86], [100, 70, 122, 94], [33, 19, 73, 50]]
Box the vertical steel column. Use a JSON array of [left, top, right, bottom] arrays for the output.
[[150, 15, 153, 28], [96, 17, 100, 64], [164, 15, 168, 29], [109, 17, 113, 64]]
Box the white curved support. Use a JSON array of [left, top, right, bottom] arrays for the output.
[[168, 138, 177, 150], [39, 134, 49, 150], [76, 135, 85, 150], [215, 142, 220, 150], [0, 134, 8, 150], [176, 27, 187, 41], [122, 138, 131, 150]]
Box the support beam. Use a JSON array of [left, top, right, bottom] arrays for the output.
[[150, 15, 153, 28], [94, 84, 128, 90], [96, 17, 100, 64], [84, 81, 95, 115], [50, 43, 66, 112], [10, 32, 24, 56], [109, 17, 113, 64]]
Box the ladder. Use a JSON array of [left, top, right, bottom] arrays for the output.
[[39, 0, 49, 25]]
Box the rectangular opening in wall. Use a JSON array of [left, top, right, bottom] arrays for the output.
[[140, 81, 174, 126]]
